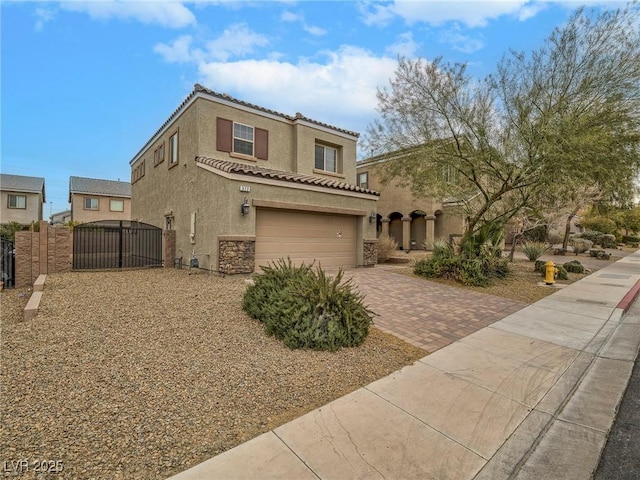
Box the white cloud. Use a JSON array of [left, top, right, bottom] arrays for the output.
[[204, 23, 270, 62], [359, 0, 549, 28], [385, 31, 419, 57], [439, 25, 484, 53], [280, 9, 326, 36], [34, 7, 57, 31], [154, 35, 200, 63], [59, 0, 196, 29], [194, 46, 398, 133]]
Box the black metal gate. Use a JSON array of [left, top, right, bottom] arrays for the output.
[[73, 221, 163, 270], [1, 237, 15, 288]]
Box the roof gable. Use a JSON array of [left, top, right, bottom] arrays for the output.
[[69, 176, 131, 201], [0, 173, 46, 201]]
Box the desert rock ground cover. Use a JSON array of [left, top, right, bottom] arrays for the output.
[[1, 269, 425, 479]]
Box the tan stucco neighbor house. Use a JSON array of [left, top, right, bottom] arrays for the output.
[[0, 173, 46, 226], [129, 84, 379, 274], [69, 176, 132, 223], [356, 153, 465, 251]]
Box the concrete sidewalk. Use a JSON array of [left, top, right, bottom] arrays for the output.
[[168, 251, 640, 480]]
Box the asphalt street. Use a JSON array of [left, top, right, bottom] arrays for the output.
[[594, 296, 640, 480]]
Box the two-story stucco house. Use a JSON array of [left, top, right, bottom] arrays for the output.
[[129, 84, 379, 274], [69, 176, 132, 223], [356, 152, 465, 251], [0, 173, 46, 226]]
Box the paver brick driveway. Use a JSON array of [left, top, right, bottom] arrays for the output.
[[343, 266, 527, 353]]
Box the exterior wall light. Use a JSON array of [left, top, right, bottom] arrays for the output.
[[369, 211, 377, 224], [241, 198, 250, 216]]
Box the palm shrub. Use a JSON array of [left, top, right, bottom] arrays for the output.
[[243, 258, 374, 351], [414, 232, 509, 287], [522, 241, 548, 261]]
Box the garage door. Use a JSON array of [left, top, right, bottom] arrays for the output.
[[255, 209, 357, 270]]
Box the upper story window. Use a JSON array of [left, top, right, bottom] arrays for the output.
[[84, 197, 99, 210], [110, 199, 124, 212], [442, 164, 458, 184], [132, 159, 145, 184], [154, 142, 165, 166], [315, 144, 339, 173], [358, 172, 369, 190], [217, 117, 269, 160], [169, 130, 179, 168], [233, 123, 254, 156], [8, 194, 26, 209]]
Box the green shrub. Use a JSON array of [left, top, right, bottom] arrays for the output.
[[376, 234, 398, 263], [522, 225, 548, 243], [243, 258, 374, 351], [580, 216, 617, 235], [578, 231, 604, 245], [414, 250, 509, 287], [563, 260, 585, 274], [556, 265, 569, 281], [622, 234, 640, 244], [522, 241, 548, 261], [534, 260, 546, 273], [600, 234, 617, 249], [571, 238, 593, 254]]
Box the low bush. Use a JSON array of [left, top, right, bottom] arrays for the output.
[[578, 231, 603, 246], [376, 234, 398, 263], [622, 234, 640, 244], [563, 260, 585, 274], [556, 265, 569, 280], [600, 234, 617, 249], [571, 238, 593, 255], [243, 258, 374, 351], [534, 260, 546, 273], [522, 241, 548, 261], [414, 247, 509, 287]]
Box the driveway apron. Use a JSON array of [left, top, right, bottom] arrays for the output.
[[343, 266, 527, 353]]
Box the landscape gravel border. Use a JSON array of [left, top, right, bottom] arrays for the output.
[[1, 268, 425, 479]]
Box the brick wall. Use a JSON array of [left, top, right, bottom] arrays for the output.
[[15, 222, 71, 287], [163, 230, 176, 268]]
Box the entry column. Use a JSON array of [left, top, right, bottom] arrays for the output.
[[425, 215, 436, 250], [402, 217, 411, 251], [381, 218, 390, 236]]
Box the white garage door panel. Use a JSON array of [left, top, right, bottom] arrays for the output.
[[255, 209, 357, 270]]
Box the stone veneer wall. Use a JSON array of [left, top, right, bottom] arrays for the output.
[[363, 239, 378, 266], [218, 236, 256, 274]]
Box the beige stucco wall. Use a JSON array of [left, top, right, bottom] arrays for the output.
[[0, 191, 43, 225], [131, 96, 374, 271], [70, 194, 131, 223], [357, 161, 466, 247]]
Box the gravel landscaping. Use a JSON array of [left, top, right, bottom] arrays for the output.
[[1, 269, 425, 479]]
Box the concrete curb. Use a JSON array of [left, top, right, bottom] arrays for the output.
[[23, 274, 46, 321]]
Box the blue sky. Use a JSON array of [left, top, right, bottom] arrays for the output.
[[1, 0, 622, 216]]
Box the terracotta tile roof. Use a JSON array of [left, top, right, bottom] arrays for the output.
[[69, 176, 131, 199], [196, 156, 379, 196]]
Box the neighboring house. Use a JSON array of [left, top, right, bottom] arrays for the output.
[[129, 83, 379, 273], [0, 173, 46, 226], [50, 209, 72, 225], [69, 176, 131, 223], [356, 152, 465, 251]]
